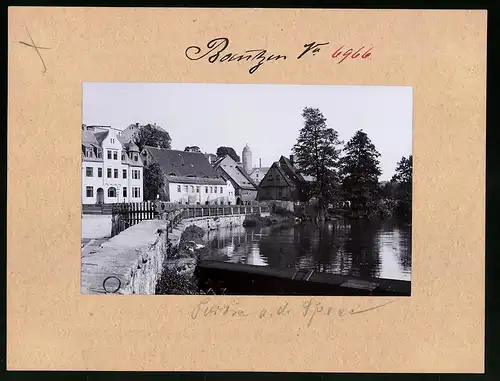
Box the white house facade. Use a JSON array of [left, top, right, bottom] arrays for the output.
[[81, 125, 144, 205], [166, 179, 236, 205]]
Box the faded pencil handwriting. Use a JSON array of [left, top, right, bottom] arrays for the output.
[[19, 25, 50, 73], [191, 298, 397, 328]]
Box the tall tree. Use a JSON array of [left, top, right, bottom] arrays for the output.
[[134, 124, 172, 151], [143, 162, 165, 201], [292, 107, 343, 219], [216, 146, 241, 163], [340, 130, 382, 218], [390, 155, 413, 219]]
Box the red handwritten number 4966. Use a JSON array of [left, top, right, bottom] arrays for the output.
[[332, 45, 373, 64]]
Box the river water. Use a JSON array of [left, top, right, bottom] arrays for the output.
[[203, 219, 412, 281]]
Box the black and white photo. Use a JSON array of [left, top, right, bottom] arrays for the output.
[[81, 83, 413, 296]]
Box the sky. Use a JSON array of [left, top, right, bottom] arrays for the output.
[[83, 83, 412, 181]]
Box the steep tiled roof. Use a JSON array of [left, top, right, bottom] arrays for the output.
[[213, 155, 258, 190], [259, 157, 314, 188], [262, 162, 294, 187], [94, 130, 109, 145], [82, 130, 99, 145], [279, 156, 306, 183], [145, 147, 226, 186], [126, 142, 140, 152]]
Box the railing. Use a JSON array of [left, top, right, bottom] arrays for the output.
[[111, 202, 158, 237], [111, 201, 270, 237], [179, 205, 269, 219]]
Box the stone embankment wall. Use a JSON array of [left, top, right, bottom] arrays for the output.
[[81, 214, 255, 294]]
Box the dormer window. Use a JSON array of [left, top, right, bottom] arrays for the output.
[[97, 150, 102, 159], [121, 153, 125, 161], [134, 154, 138, 162]]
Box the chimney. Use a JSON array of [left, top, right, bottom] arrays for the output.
[[290, 155, 295, 166], [259, 158, 262, 168]]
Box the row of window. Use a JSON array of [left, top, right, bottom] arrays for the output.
[[268, 175, 280, 181], [105, 149, 140, 162], [177, 185, 224, 194], [85, 186, 141, 198], [85, 167, 141, 179], [84, 147, 102, 159]]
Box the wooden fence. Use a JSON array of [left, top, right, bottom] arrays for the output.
[[111, 202, 270, 237], [111, 202, 157, 237]]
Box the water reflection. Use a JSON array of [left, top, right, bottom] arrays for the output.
[[204, 219, 411, 281]]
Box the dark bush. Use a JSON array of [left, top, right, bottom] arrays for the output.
[[179, 225, 205, 247], [243, 215, 273, 227]]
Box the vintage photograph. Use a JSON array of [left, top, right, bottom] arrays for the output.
[[81, 83, 413, 296]]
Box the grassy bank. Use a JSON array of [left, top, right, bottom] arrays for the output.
[[155, 225, 228, 295]]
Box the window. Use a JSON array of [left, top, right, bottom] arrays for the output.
[[276, 175, 280, 180], [123, 169, 127, 179], [133, 187, 140, 198], [177, 185, 181, 192], [107, 168, 112, 178], [210, 186, 213, 193], [214, 187, 217, 193], [107, 150, 112, 159], [98, 168, 102, 178], [196, 186, 200, 193], [110, 138, 115, 144], [190, 186, 194, 192], [86, 167, 93, 177], [134, 155, 138, 162], [86, 186, 93, 197], [113, 151, 118, 160], [108, 187, 116, 197], [220, 187, 223, 193], [97, 150, 102, 159], [123, 187, 127, 197], [114, 169, 118, 178], [132, 170, 141, 179], [184, 185, 188, 192], [121, 154, 125, 161], [205, 186, 208, 193]]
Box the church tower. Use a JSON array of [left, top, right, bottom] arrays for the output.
[[242, 143, 252, 174]]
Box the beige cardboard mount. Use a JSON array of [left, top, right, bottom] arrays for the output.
[[7, 7, 486, 372]]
